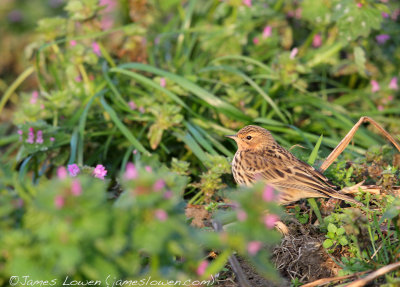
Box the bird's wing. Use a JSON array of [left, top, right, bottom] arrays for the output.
[[240, 148, 359, 204]]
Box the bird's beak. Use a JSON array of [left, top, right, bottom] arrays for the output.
[[225, 134, 237, 140]]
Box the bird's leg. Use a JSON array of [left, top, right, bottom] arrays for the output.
[[319, 116, 400, 173]]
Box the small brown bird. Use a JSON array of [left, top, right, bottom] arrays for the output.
[[226, 125, 360, 205]]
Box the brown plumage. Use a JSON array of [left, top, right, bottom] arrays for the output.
[[226, 125, 360, 205]]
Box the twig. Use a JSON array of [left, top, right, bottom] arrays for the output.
[[212, 219, 252, 287], [302, 271, 369, 287], [320, 116, 400, 172], [344, 261, 400, 287]]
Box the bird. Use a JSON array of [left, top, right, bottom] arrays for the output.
[[226, 125, 360, 205]]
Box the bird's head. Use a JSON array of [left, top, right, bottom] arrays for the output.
[[226, 125, 275, 151]]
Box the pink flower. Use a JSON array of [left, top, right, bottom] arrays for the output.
[[26, 127, 35, 144], [196, 260, 209, 276], [40, 104, 45, 110], [50, 137, 55, 142], [371, 80, 380, 93], [68, 164, 80, 177], [30, 91, 39, 104], [312, 34, 322, 48], [154, 209, 168, 221], [389, 77, 398, 90], [382, 12, 389, 18], [290, 47, 298, 59], [163, 190, 173, 199], [139, 106, 145, 113], [378, 105, 384, 111], [247, 241, 262, 255], [357, 3, 363, 8], [153, 179, 166, 191], [92, 42, 101, 56], [93, 164, 107, 180], [376, 34, 390, 44], [57, 166, 68, 180], [17, 129, 23, 141], [252, 37, 259, 45], [262, 185, 275, 202], [124, 162, 138, 180], [70, 40, 77, 46], [75, 76, 82, 82], [388, 95, 394, 101], [35, 130, 43, 144], [133, 149, 137, 155], [54, 195, 65, 209], [71, 179, 82, 196], [145, 166, 152, 173], [264, 214, 279, 229], [242, 0, 251, 7], [160, 77, 166, 87], [237, 210, 247, 222], [262, 26, 272, 38], [128, 101, 137, 110]]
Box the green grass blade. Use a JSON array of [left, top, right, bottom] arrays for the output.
[[185, 121, 217, 155], [200, 65, 288, 124], [173, 130, 208, 163], [114, 63, 250, 121], [100, 95, 149, 155], [308, 134, 323, 165]]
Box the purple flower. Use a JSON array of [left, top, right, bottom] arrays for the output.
[[264, 214, 279, 229], [160, 78, 166, 87], [35, 130, 43, 144], [290, 47, 298, 59], [262, 26, 272, 39], [8, 10, 23, 23], [376, 34, 390, 44], [68, 164, 80, 177], [262, 185, 275, 202], [382, 12, 389, 18], [153, 179, 166, 191], [371, 80, 380, 93], [57, 166, 68, 180], [389, 77, 398, 90], [154, 209, 168, 221], [247, 241, 262, 255], [17, 129, 23, 141], [196, 260, 209, 276], [54, 195, 65, 209], [124, 162, 138, 180], [71, 179, 82, 196], [93, 164, 107, 180], [92, 42, 102, 56], [50, 137, 55, 142], [312, 34, 322, 48]]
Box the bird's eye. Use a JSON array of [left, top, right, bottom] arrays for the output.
[[246, 135, 252, 140]]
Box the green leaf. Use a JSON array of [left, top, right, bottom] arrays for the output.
[[339, 237, 348, 246], [337, 227, 346, 236], [323, 239, 334, 249], [354, 47, 366, 77], [328, 223, 338, 233]]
